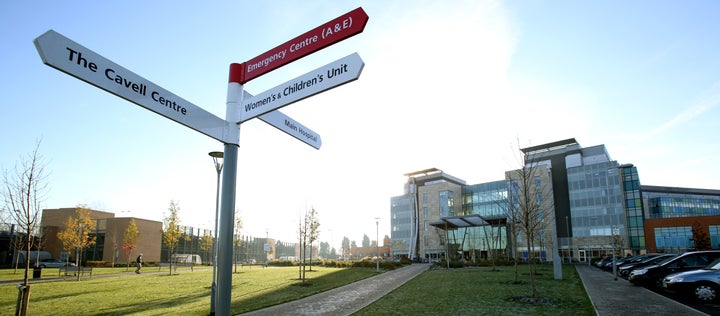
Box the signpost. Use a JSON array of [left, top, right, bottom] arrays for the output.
[[237, 7, 368, 84], [35, 6, 368, 316], [33, 30, 235, 144]]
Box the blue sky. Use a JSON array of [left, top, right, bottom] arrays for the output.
[[2, 1, 719, 246]]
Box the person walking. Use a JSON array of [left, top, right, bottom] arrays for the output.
[[135, 253, 143, 274]]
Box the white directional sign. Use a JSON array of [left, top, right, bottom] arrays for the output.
[[259, 110, 322, 149], [34, 30, 235, 144], [241, 89, 323, 149], [237, 52, 364, 123]]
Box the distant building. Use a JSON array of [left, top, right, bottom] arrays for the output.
[[391, 138, 720, 262], [41, 208, 162, 264], [349, 236, 391, 260]]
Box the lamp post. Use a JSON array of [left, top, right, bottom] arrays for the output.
[[208, 151, 223, 316], [589, 217, 597, 267], [565, 216, 571, 263], [375, 217, 380, 272], [611, 225, 618, 281]]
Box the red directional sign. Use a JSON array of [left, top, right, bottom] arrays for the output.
[[232, 7, 368, 85]]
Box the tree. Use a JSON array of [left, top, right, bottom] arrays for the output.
[[104, 223, 121, 268], [319, 241, 330, 259], [233, 210, 243, 273], [341, 236, 350, 259], [298, 207, 320, 282], [199, 231, 213, 263], [162, 200, 185, 275], [2, 142, 47, 316], [362, 234, 371, 248], [2, 143, 47, 280], [305, 208, 320, 272], [692, 220, 711, 251], [122, 219, 139, 271], [506, 149, 554, 298], [56, 207, 97, 281]]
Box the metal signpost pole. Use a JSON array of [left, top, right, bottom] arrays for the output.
[[216, 75, 242, 316]]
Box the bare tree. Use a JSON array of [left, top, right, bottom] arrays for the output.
[[104, 224, 120, 268], [506, 151, 554, 298], [306, 208, 320, 272], [2, 142, 47, 316]]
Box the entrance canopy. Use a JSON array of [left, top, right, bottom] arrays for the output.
[[430, 214, 507, 230]]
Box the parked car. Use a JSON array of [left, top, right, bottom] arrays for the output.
[[38, 258, 76, 268], [629, 251, 720, 288], [595, 256, 620, 269], [602, 255, 637, 271], [619, 254, 675, 278], [662, 258, 720, 302]]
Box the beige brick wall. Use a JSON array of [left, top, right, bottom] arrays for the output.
[[41, 208, 162, 264]]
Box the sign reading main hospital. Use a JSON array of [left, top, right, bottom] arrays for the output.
[[34, 30, 234, 144]]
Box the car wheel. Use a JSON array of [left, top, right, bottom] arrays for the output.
[[693, 283, 718, 302]]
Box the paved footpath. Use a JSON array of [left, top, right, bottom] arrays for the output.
[[575, 264, 708, 316], [238, 263, 430, 316]]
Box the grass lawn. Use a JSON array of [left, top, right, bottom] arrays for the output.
[[355, 263, 595, 316], [1, 263, 594, 315], [0, 266, 378, 315]]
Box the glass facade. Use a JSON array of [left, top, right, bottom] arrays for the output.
[[654, 226, 694, 253], [439, 190, 455, 217], [390, 195, 414, 256], [460, 181, 510, 255], [567, 161, 625, 239], [710, 225, 720, 249], [646, 197, 720, 219], [462, 181, 509, 217], [620, 165, 645, 251]]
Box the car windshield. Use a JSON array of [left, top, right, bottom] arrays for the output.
[[705, 258, 720, 270], [656, 255, 678, 265]]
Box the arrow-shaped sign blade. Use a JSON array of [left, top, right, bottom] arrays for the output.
[[258, 110, 322, 149], [238, 7, 368, 84], [237, 52, 364, 124], [241, 90, 322, 149], [34, 30, 234, 144]]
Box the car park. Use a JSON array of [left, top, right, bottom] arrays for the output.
[[662, 258, 720, 302], [38, 258, 76, 268], [629, 251, 720, 288], [602, 255, 638, 271], [619, 254, 676, 278]]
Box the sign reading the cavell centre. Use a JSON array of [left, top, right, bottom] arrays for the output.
[[34, 30, 233, 144]]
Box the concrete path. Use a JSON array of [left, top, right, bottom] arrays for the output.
[[237, 263, 430, 316]]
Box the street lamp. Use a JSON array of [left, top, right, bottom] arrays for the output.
[[565, 216, 571, 263], [589, 216, 597, 267], [375, 217, 380, 272], [611, 225, 618, 281], [208, 151, 223, 316]]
